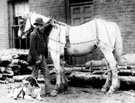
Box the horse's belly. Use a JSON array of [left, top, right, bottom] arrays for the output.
[[68, 43, 96, 56]]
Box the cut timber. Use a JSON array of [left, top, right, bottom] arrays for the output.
[[64, 66, 135, 75], [0, 49, 28, 62], [85, 58, 108, 67], [120, 54, 135, 65], [13, 75, 30, 82], [69, 72, 135, 84], [64, 66, 91, 72], [85, 53, 135, 70]]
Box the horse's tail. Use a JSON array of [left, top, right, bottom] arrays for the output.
[[114, 24, 123, 65]]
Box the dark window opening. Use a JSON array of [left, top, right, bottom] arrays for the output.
[[69, 0, 93, 4], [12, 17, 30, 49], [9, 0, 29, 49]]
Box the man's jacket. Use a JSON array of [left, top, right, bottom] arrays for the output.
[[28, 28, 48, 64]]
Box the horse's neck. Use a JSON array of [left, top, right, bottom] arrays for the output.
[[60, 25, 69, 43], [49, 24, 67, 44]]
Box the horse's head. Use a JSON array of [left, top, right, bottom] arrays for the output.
[[17, 15, 33, 38], [17, 12, 54, 38]]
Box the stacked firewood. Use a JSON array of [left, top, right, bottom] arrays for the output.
[[1, 48, 135, 85], [0, 49, 54, 83], [68, 54, 135, 85], [0, 49, 32, 83]]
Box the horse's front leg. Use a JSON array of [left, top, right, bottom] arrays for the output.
[[50, 51, 63, 92]]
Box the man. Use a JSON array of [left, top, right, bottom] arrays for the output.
[[28, 17, 57, 96]]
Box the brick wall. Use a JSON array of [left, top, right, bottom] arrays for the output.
[[0, 0, 9, 49], [0, 0, 135, 55], [29, 0, 66, 22], [0, 0, 66, 49], [94, 0, 135, 54], [28, 0, 135, 55]]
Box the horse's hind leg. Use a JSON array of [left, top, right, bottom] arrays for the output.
[[100, 48, 119, 94], [101, 69, 112, 93]]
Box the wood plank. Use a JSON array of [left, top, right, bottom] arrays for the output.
[[69, 72, 135, 83]]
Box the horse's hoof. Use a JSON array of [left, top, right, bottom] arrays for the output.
[[106, 89, 115, 94], [13, 97, 17, 100], [101, 88, 107, 93], [49, 90, 58, 97], [37, 97, 43, 101]]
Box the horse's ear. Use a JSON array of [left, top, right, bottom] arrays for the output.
[[50, 14, 56, 19], [47, 15, 54, 24]]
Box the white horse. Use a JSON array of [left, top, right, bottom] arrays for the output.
[[18, 12, 123, 94]]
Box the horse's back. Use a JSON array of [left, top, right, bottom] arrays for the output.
[[69, 18, 120, 46], [69, 19, 97, 44]]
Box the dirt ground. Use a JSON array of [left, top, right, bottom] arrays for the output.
[[1, 81, 135, 103]]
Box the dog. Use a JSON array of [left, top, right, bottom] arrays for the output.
[[7, 76, 42, 101]]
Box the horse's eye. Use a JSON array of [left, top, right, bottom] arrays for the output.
[[20, 22, 24, 24], [18, 19, 24, 25]]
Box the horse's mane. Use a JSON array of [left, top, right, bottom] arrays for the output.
[[44, 23, 53, 37]]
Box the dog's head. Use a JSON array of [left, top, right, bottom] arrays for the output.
[[23, 76, 39, 88], [22, 76, 42, 100]]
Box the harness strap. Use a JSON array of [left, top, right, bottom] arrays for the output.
[[65, 26, 70, 48], [64, 26, 71, 64]]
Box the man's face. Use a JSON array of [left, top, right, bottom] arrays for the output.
[[35, 24, 44, 33]]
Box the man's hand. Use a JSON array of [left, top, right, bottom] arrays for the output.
[[36, 60, 41, 65]]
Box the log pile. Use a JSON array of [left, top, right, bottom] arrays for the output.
[[33, 53, 135, 84], [67, 54, 135, 86], [69, 72, 135, 83], [1, 49, 135, 86], [0, 49, 32, 83], [0, 49, 54, 83]]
